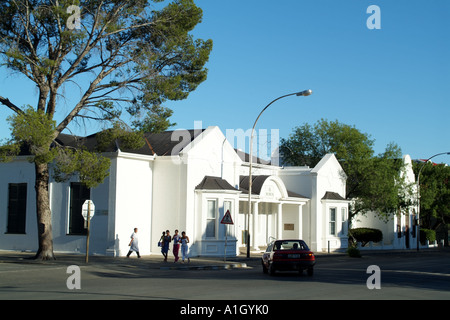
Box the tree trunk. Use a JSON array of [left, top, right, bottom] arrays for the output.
[[34, 162, 55, 260]]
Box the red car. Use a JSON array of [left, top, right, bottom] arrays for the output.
[[262, 239, 315, 276]]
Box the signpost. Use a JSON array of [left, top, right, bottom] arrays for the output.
[[221, 210, 234, 262], [82, 200, 95, 263]]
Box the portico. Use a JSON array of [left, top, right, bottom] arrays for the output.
[[238, 175, 309, 251]]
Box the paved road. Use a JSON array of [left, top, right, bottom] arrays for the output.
[[0, 250, 449, 301]]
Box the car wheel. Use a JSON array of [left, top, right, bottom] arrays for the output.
[[262, 261, 268, 274], [307, 267, 314, 277], [269, 264, 276, 276]]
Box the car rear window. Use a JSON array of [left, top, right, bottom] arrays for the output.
[[273, 240, 309, 251]]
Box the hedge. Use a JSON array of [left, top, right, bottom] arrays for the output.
[[349, 228, 383, 247]]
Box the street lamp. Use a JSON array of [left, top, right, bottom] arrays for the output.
[[246, 90, 313, 258], [416, 152, 450, 251]]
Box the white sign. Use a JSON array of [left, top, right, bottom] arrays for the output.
[[82, 200, 95, 220]]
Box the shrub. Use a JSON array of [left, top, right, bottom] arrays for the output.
[[349, 228, 383, 247], [420, 228, 436, 245], [347, 245, 361, 258]]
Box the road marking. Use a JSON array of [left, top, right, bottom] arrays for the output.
[[382, 269, 450, 277], [317, 267, 450, 277], [0, 266, 67, 273]]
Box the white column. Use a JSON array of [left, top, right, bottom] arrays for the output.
[[298, 204, 303, 240], [252, 201, 259, 250], [277, 203, 282, 240]]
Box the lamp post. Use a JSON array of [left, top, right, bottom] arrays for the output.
[[246, 90, 313, 258], [416, 152, 450, 251]]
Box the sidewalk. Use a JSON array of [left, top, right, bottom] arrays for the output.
[[0, 247, 446, 271], [0, 250, 255, 270]]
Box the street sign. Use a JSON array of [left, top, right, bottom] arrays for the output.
[[81, 200, 94, 263], [82, 200, 95, 220], [221, 209, 234, 225]]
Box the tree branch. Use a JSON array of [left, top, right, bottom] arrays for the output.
[[0, 96, 24, 114]]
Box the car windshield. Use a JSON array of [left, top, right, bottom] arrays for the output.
[[273, 240, 309, 251]]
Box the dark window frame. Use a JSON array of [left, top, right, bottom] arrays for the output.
[[7, 183, 27, 234], [68, 182, 90, 235]]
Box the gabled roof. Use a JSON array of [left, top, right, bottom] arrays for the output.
[[239, 175, 309, 199], [195, 176, 238, 192]]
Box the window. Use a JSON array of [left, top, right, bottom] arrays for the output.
[[341, 207, 348, 235], [7, 183, 27, 234], [69, 182, 90, 235], [206, 200, 216, 238], [329, 208, 336, 236]]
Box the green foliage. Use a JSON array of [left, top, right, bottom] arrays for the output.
[[3, 107, 112, 189], [346, 245, 361, 258], [7, 106, 57, 164], [280, 119, 374, 167], [54, 149, 111, 189], [0, 0, 212, 130], [349, 228, 383, 247], [96, 121, 145, 152], [414, 162, 450, 230], [132, 105, 176, 133], [0, 141, 20, 162], [419, 228, 436, 245]]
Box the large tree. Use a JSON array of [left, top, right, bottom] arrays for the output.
[[414, 161, 450, 231], [0, 0, 212, 260], [280, 119, 413, 222]]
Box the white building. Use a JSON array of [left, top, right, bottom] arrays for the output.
[[0, 126, 350, 256]]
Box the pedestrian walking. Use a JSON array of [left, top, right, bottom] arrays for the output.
[[127, 228, 141, 258], [162, 229, 171, 262], [172, 229, 181, 263], [160, 231, 167, 261], [181, 231, 190, 263]]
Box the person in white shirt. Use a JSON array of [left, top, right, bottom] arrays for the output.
[[180, 231, 190, 263], [127, 228, 141, 258]]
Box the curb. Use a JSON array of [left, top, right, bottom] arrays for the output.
[[160, 262, 248, 271]]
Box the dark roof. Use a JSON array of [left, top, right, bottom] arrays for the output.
[[144, 129, 203, 156], [235, 149, 271, 165], [195, 176, 238, 191], [53, 129, 204, 156], [239, 175, 308, 199], [321, 191, 346, 201], [239, 175, 270, 195]]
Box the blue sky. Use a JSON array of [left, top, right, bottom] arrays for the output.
[[1, 0, 449, 164]]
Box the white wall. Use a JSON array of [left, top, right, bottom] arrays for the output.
[[278, 154, 348, 252], [182, 127, 242, 256], [150, 156, 184, 255], [112, 152, 153, 256], [0, 159, 37, 251]]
